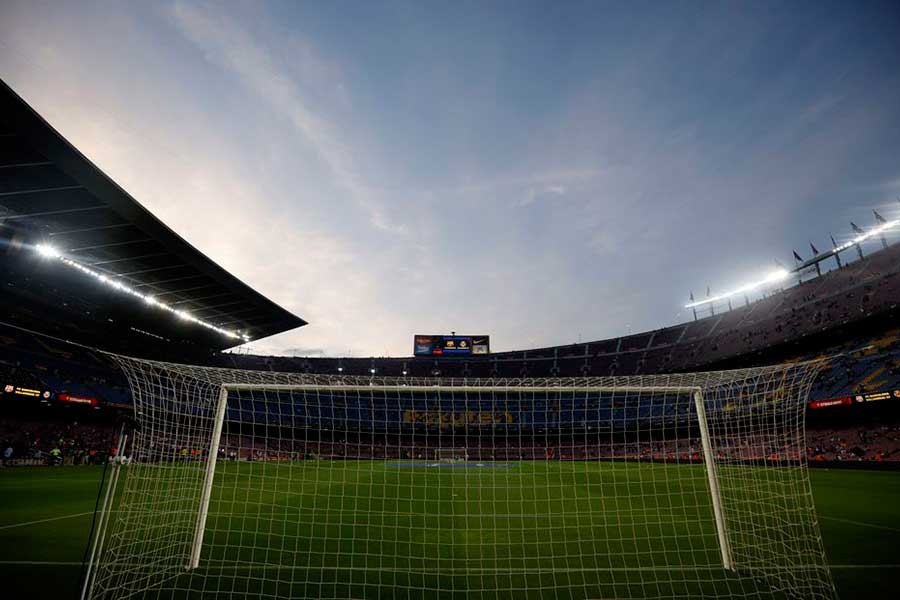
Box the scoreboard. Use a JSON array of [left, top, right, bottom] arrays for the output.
[[414, 335, 490, 357]]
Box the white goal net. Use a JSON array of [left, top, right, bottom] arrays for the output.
[[83, 356, 837, 600]]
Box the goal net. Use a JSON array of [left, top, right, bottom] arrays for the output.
[[83, 356, 837, 600]]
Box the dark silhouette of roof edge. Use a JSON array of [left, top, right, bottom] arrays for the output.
[[0, 79, 307, 344]]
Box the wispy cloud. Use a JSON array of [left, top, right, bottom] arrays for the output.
[[168, 0, 405, 234], [517, 183, 568, 208]]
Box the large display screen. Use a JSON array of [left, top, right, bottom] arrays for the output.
[[414, 335, 490, 357], [808, 389, 900, 409]]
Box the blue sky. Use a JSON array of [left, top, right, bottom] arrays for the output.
[[1, 1, 899, 356]]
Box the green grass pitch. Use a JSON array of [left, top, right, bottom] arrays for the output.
[[1, 464, 898, 599]]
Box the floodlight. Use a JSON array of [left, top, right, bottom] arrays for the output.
[[832, 218, 899, 254], [685, 268, 790, 309], [32, 244, 274, 341], [35, 243, 61, 259]]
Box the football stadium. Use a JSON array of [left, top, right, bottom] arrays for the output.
[[2, 4, 900, 600]]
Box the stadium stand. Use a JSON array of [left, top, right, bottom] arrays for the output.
[[0, 406, 116, 465], [4, 312, 900, 463], [3, 239, 900, 410]]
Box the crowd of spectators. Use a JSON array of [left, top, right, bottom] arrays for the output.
[[111, 423, 900, 464], [2, 410, 899, 465], [0, 416, 115, 465], [806, 424, 900, 462]]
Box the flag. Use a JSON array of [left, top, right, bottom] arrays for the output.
[[809, 242, 819, 255], [689, 291, 694, 302], [851, 222, 864, 235], [873, 210, 887, 224], [792, 250, 803, 262]]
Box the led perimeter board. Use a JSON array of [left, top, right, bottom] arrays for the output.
[[413, 334, 490, 357]]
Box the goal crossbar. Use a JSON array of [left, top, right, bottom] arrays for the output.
[[221, 384, 703, 394]]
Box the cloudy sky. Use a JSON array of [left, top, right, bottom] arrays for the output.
[[1, 1, 899, 357]]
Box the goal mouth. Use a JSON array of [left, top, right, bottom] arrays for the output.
[[81, 355, 837, 600]]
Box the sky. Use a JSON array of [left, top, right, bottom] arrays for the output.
[[1, 0, 899, 357]]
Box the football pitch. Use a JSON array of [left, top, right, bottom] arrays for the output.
[[0, 464, 898, 599]]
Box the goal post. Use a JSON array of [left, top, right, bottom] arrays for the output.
[[692, 388, 733, 571], [86, 356, 837, 600], [188, 385, 229, 570]]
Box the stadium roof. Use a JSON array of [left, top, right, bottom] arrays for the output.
[[0, 80, 306, 350]]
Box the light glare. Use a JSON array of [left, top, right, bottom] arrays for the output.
[[686, 269, 789, 309], [35, 243, 61, 259], [46, 254, 248, 341], [832, 219, 899, 254]]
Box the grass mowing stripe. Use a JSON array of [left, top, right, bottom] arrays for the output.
[[0, 511, 93, 530]]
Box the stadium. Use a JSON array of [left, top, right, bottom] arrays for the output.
[[2, 5, 900, 600]]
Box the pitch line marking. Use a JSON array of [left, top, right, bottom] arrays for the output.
[[0, 561, 85, 565], [0, 511, 93, 530], [819, 515, 900, 533]]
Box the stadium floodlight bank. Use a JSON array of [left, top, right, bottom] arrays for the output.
[[83, 356, 837, 600]]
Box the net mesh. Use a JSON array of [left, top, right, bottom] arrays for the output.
[[86, 355, 837, 600]]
